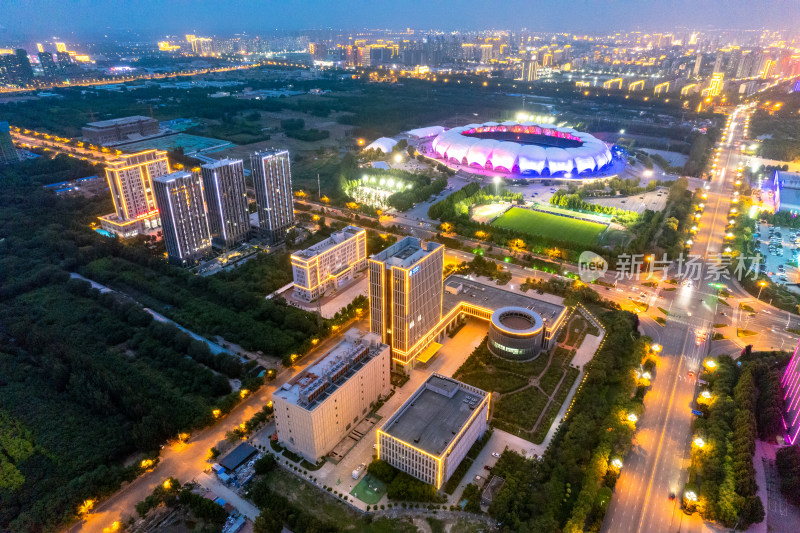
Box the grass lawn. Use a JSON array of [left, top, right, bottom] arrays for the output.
[[456, 370, 528, 394], [264, 468, 417, 532], [538, 365, 566, 396], [492, 207, 608, 246], [494, 386, 549, 429], [351, 474, 386, 505]]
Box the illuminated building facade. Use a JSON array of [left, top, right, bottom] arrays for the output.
[[369, 237, 444, 366], [291, 225, 367, 301], [783, 340, 800, 445], [488, 306, 546, 360], [273, 328, 390, 462], [200, 159, 250, 249], [251, 150, 295, 244], [708, 72, 724, 97], [99, 150, 170, 237], [377, 374, 489, 489], [37, 51, 59, 78], [152, 170, 211, 265]]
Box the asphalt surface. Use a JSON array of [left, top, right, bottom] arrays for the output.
[[601, 104, 797, 533]]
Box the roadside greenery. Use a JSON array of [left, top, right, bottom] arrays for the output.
[[487, 311, 644, 532], [686, 353, 783, 528]]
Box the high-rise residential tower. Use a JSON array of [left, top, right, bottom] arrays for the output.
[[153, 170, 211, 265], [368, 237, 444, 367], [200, 158, 250, 249], [99, 150, 170, 238], [0, 121, 18, 164], [250, 150, 294, 244]]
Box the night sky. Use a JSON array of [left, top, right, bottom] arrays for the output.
[[3, 0, 800, 38]]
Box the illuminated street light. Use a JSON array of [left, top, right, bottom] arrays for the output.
[[651, 344, 662, 352], [693, 437, 705, 448], [627, 413, 638, 423], [685, 491, 698, 502], [701, 391, 711, 399], [704, 359, 717, 370], [611, 458, 623, 469], [757, 280, 768, 300]]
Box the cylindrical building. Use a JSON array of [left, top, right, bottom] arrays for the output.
[[488, 306, 545, 361]]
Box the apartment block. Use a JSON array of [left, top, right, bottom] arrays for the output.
[[99, 150, 170, 237], [152, 170, 211, 265], [250, 150, 295, 244], [200, 158, 250, 249]]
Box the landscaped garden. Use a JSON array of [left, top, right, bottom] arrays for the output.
[[453, 313, 596, 444]]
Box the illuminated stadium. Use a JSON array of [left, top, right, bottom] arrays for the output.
[[431, 121, 614, 176]]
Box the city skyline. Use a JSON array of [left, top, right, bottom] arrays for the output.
[[3, 0, 800, 38]]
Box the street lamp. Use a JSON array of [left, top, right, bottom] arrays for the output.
[[493, 176, 501, 196], [704, 359, 716, 370], [611, 458, 623, 470], [651, 344, 662, 353], [627, 413, 638, 423], [693, 437, 705, 448], [757, 280, 767, 300], [701, 391, 711, 399]]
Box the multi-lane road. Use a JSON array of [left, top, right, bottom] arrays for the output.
[[601, 104, 795, 533]]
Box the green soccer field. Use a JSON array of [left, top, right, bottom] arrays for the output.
[[492, 207, 607, 246]]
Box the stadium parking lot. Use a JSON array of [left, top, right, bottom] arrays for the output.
[[585, 188, 668, 214], [756, 223, 800, 287]]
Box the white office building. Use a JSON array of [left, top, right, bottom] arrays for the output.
[[272, 329, 390, 463], [291, 225, 367, 301], [377, 374, 489, 489]]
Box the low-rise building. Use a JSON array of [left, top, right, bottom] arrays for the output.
[[377, 374, 489, 489], [273, 328, 390, 463], [82, 115, 160, 145], [291, 225, 367, 301]]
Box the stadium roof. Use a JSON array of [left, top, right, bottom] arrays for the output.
[[405, 126, 446, 139], [431, 121, 612, 175]]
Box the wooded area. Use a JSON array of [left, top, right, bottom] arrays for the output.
[[0, 158, 318, 530]]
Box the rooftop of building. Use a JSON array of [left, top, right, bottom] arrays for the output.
[[372, 237, 442, 269], [107, 149, 168, 168], [273, 328, 387, 411], [84, 115, 158, 128], [201, 158, 243, 170], [252, 149, 289, 158], [153, 170, 193, 184], [775, 169, 800, 189], [293, 225, 365, 260], [443, 275, 566, 324], [381, 374, 487, 457]]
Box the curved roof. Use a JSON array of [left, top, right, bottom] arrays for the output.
[[365, 137, 398, 153], [430, 121, 612, 175], [405, 126, 446, 139]]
